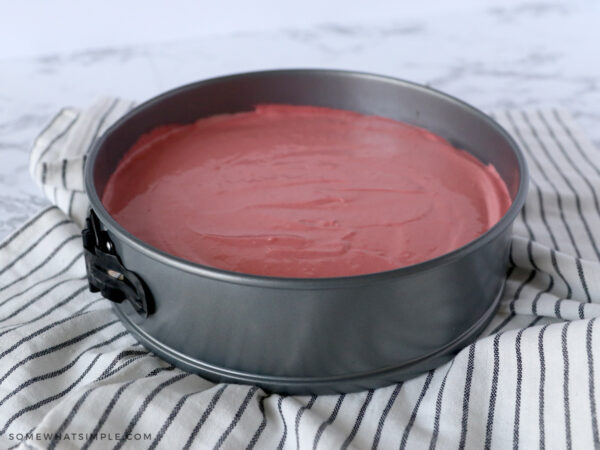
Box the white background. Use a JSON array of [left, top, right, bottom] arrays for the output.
[[0, 0, 568, 58]]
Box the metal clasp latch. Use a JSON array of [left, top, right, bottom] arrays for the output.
[[82, 209, 151, 317]]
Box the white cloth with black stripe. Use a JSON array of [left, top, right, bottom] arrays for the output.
[[0, 98, 599, 449]]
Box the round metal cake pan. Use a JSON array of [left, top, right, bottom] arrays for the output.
[[83, 69, 528, 394]]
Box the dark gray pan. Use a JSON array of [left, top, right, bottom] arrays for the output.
[[84, 69, 528, 394]]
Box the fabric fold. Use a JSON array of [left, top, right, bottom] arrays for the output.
[[0, 100, 598, 449]]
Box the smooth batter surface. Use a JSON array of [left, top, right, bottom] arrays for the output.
[[103, 105, 511, 278]]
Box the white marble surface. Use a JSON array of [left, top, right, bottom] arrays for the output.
[[1, 1, 599, 240]]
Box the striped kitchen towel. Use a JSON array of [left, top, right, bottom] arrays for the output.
[[0, 97, 598, 449]]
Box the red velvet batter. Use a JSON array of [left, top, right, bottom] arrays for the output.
[[102, 105, 511, 278]]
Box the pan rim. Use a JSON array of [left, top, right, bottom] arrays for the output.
[[85, 68, 529, 289]]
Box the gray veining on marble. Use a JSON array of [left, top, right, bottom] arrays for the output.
[[1, 1, 599, 240]]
